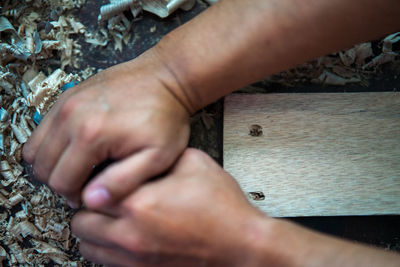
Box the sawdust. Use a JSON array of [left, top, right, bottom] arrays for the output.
[[0, 1, 102, 266]]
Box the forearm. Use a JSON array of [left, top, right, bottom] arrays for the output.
[[247, 218, 400, 267], [154, 0, 400, 113]]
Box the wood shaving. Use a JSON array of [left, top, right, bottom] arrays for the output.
[[0, 1, 101, 266], [266, 33, 400, 87], [94, 0, 197, 52], [98, 0, 196, 21], [26, 68, 77, 114], [141, 0, 196, 18], [99, 0, 141, 22]]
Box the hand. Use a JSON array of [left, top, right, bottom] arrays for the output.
[[23, 49, 190, 209], [71, 149, 269, 267]]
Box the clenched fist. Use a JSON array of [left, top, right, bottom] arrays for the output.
[[23, 49, 191, 209]]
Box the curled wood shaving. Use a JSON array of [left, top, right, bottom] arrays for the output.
[[0, 160, 16, 181], [0, 245, 7, 262], [141, 0, 196, 18], [26, 68, 78, 115], [9, 220, 41, 240], [8, 243, 26, 264], [10, 124, 28, 143], [0, 1, 101, 265], [33, 240, 69, 264], [314, 70, 361, 86], [266, 35, 399, 87], [8, 193, 24, 206], [0, 193, 10, 209], [98, 0, 196, 23], [99, 0, 141, 22], [383, 32, 400, 53]]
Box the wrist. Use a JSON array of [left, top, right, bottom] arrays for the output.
[[151, 42, 200, 115], [243, 217, 400, 267], [212, 213, 297, 267], [122, 47, 193, 121], [240, 216, 332, 267], [240, 217, 297, 267]]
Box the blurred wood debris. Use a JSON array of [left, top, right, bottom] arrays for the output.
[[98, 0, 196, 21], [0, 0, 101, 266], [96, 0, 197, 51], [265, 35, 400, 87]]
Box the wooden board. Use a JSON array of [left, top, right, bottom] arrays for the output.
[[223, 93, 400, 217]]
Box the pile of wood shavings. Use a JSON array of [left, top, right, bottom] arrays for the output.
[[87, 0, 197, 52], [0, 0, 103, 266], [266, 33, 400, 87]]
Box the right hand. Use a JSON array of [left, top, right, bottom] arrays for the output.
[[72, 149, 400, 267], [72, 149, 269, 267], [23, 49, 191, 209]]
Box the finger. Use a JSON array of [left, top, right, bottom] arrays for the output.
[[79, 241, 142, 267], [83, 148, 175, 209], [31, 122, 69, 183], [23, 87, 77, 164], [80, 241, 205, 267], [72, 210, 148, 254], [48, 139, 104, 207], [23, 106, 60, 163], [72, 210, 118, 247]]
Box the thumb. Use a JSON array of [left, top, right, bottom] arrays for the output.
[[83, 148, 173, 209]]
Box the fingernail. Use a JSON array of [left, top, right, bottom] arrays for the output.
[[67, 200, 79, 209], [85, 186, 111, 208]]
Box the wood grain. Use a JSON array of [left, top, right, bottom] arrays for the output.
[[223, 93, 400, 217]]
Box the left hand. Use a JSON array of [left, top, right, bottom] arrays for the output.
[[22, 49, 191, 208], [71, 148, 268, 267]]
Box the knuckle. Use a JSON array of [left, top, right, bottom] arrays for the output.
[[128, 193, 156, 217], [176, 148, 212, 173], [148, 150, 169, 170], [183, 148, 207, 163], [76, 117, 104, 143], [58, 96, 81, 121], [121, 233, 145, 253]]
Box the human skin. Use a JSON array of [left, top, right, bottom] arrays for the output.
[[71, 148, 400, 267], [23, 52, 190, 208], [22, 0, 400, 264], [22, 0, 400, 208]]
